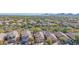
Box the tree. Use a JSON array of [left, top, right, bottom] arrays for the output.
[[44, 37, 54, 45], [31, 27, 42, 32], [73, 35, 79, 44], [24, 16, 29, 23], [59, 36, 66, 44], [59, 27, 68, 33]]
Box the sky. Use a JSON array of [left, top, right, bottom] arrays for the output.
[[0, 0, 79, 13]]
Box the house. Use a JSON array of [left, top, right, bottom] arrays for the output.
[[33, 31, 44, 43], [66, 32, 75, 40], [53, 41, 61, 45], [50, 33, 58, 41], [5, 30, 19, 44], [34, 42, 44, 45], [54, 32, 71, 40], [20, 29, 33, 45], [54, 32, 73, 44], [0, 33, 6, 45], [44, 31, 58, 42]]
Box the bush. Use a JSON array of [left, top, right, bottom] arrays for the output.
[[59, 36, 66, 44], [45, 37, 54, 45], [0, 40, 4, 45], [32, 27, 42, 32], [73, 35, 79, 44], [28, 37, 35, 45]]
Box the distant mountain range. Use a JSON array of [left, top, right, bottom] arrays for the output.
[[0, 13, 79, 16]]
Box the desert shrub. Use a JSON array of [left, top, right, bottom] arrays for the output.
[[73, 35, 79, 44], [32, 27, 42, 32], [0, 29, 4, 33], [45, 37, 54, 45], [0, 40, 4, 45], [59, 36, 66, 44], [28, 37, 35, 45]]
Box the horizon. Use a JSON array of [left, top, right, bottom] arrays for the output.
[[0, 13, 79, 16]]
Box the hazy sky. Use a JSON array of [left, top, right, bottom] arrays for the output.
[[0, 0, 79, 13]]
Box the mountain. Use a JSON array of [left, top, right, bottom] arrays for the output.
[[0, 13, 78, 16]]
